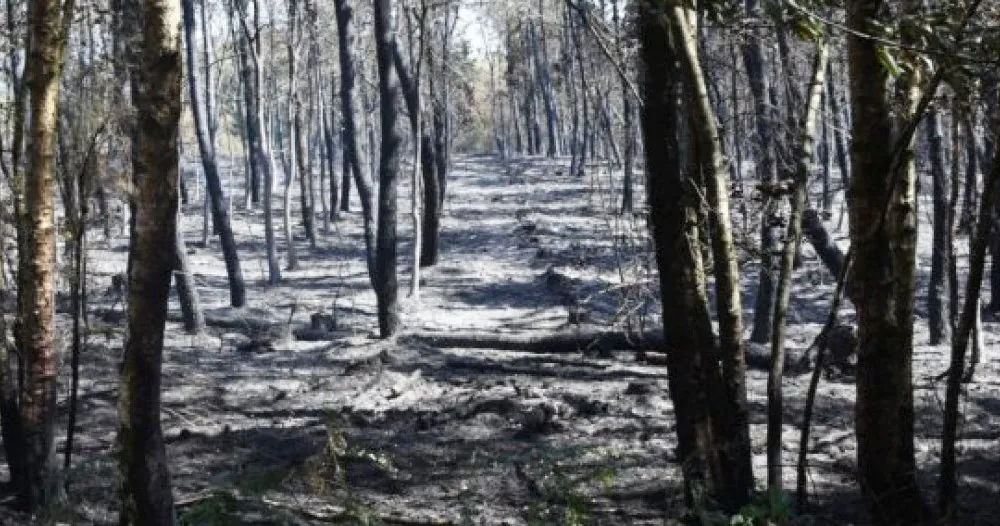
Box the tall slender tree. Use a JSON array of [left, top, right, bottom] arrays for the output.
[[373, 0, 402, 337], [234, 0, 281, 284], [847, 0, 926, 521], [767, 39, 829, 492], [744, 0, 779, 344], [638, 0, 752, 512], [117, 0, 182, 522], [182, 0, 246, 307], [334, 0, 376, 283], [10, 0, 76, 510]]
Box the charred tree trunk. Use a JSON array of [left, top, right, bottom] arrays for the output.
[[333, 0, 376, 282], [12, 0, 75, 510], [613, 0, 634, 214], [639, 1, 752, 513], [420, 133, 440, 267], [529, 12, 558, 158], [672, 4, 753, 507], [118, 0, 182, 522], [182, 0, 246, 307], [322, 97, 339, 219], [927, 109, 949, 344], [980, 72, 1000, 312], [235, 0, 280, 283], [940, 98, 1000, 520], [826, 62, 851, 188], [847, 0, 926, 521], [282, 0, 301, 270], [373, 0, 402, 337], [743, 0, 779, 344], [173, 215, 204, 335]]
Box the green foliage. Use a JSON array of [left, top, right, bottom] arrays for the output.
[[520, 446, 619, 526], [236, 465, 289, 494], [877, 44, 904, 79], [792, 16, 824, 43], [729, 489, 794, 526], [179, 491, 241, 526]]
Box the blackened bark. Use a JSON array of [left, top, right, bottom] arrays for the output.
[[233, 0, 280, 283], [373, 0, 402, 337], [940, 100, 1000, 520], [173, 218, 204, 335], [847, 0, 926, 521], [322, 104, 339, 218], [979, 72, 1000, 312], [743, 0, 778, 344], [427, 23, 449, 208], [826, 62, 851, 188], [282, 0, 302, 269], [288, 0, 314, 248], [639, 1, 751, 513], [959, 138, 978, 233], [614, 0, 634, 214], [529, 14, 558, 157], [118, 0, 181, 522], [232, 14, 260, 206], [182, 0, 246, 307], [340, 128, 352, 212], [333, 0, 375, 282], [672, 3, 754, 507], [421, 134, 440, 267], [927, 109, 949, 344]]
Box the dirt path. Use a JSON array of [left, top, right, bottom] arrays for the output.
[[2, 155, 997, 525]]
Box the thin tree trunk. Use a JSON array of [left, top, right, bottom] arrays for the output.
[[322, 92, 339, 219], [743, 0, 779, 344], [614, 0, 633, 213], [394, 5, 427, 300], [173, 213, 204, 335], [340, 128, 352, 212], [234, 0, 280, 283], [283, 0, 302, 269], [948, 103, 961, 335], [530, 10, 558, 157], [939, 101, 1000, 520], [826, 62, 851, 188], [420, 133, 440, 267], [767, 40, 828, 492], [671, 5, 753, 507], [820, 92, 832, 214], [927, 108, 949, 345], [334, 0, 376, 283], [182, 0, 246, 307], [959, 138, 978, 233], [64, 155, 90, 470], [373, 0, 402, 337]]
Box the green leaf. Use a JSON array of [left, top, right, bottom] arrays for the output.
[[877, 45, 903, 78]]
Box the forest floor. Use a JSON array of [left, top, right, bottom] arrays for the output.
[[1, 154, 998, 525]]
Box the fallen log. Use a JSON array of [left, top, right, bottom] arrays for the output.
[[403, 330, 794, 371], [803, 209, 859, 304], [403, 328, 660, 355], [803, 208, 846, 277]]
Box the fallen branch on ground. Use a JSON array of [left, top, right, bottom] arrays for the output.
[[403, 329, 793, 371]]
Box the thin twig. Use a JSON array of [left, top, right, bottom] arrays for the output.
[[796, 249, 854, 510]]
